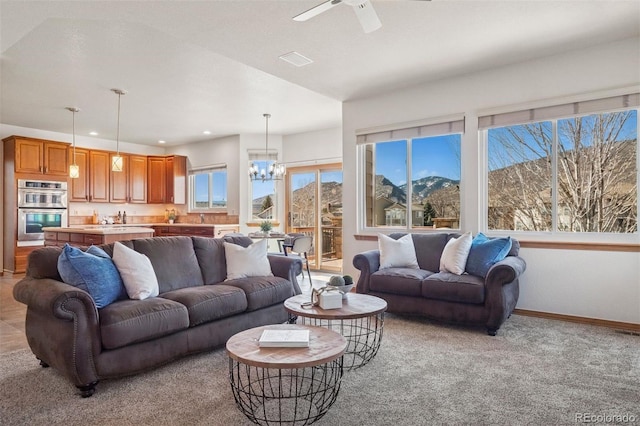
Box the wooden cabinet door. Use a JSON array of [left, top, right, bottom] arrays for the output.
[[43, 142, 69, 176], [110, 154, 129, 203], [166, 155, 187, 204], [129, 155, 147, 203], [69, 148, 90, 201], [89, 151, 110, 202], [14, 138, 43, 174], [147, 156, 166, 203]]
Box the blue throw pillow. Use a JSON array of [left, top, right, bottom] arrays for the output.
[[57, 244, 126, 308], [465, 233, 512, 278]]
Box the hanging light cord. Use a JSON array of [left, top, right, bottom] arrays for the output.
[[72, 109, 76, 162], [116, 92, 121, 155], [264, 113, 270, 157]]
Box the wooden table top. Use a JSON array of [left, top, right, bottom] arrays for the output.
[[284, 293, 387, 320], [226, 324, 347, 369]]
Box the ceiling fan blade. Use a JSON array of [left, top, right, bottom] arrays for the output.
[[293, 0, 342, 22], [352, 0, 382, 33]]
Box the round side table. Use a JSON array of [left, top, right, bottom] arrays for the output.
[[284, 293, 387, 371], [226, 324, 347, 425]]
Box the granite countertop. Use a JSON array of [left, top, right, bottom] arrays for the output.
[[43, 227, 156, 235], [72, 223, 239, 228]]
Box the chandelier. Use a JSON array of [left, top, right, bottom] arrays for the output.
[[66, 107, 80, 179], [249, 113, 286, 181], [111, 88, 126, 172]]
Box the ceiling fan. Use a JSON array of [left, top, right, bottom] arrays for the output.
[[293, 0, 383, 34]]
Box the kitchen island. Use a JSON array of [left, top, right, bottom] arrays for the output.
[[43, 226, 155, 247]]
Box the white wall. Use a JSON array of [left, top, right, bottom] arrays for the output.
[[342, 37, 640, 324], [170, 135, 241, 218], [283, 127, 342, 167]]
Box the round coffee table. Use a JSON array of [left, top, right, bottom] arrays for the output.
[[226, 324, 347, 426], [284, 293, 387, 371]]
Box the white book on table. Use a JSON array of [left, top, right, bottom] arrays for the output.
[[259, 329, 310, 348]]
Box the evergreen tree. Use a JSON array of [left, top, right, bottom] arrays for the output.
[[424, 202, 437, 226], [261, 195, 273, 212]]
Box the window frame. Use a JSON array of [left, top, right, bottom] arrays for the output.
[[187, 164, 228, 213], [479, 96, 639, 244], [357, 115, 465, 234]]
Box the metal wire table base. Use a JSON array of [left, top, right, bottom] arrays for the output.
[[229, 358, 344, 426], [294, 314, 384, 371]]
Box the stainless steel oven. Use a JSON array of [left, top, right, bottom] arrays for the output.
[[18, 209, 68, 241], [17, 179, 68, 242], [18, 179, 67, 209]]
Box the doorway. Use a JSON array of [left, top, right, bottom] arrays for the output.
[[285, 164, 343, 272]]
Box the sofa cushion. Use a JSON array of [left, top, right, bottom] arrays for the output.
[[378, 233, 419, 269], [57, 244, 126, 308], [160, 285, 248, 326], [465, 233, 512, 278], [192, 237, 227, 285], [224, 276, 294, 311], [391, 233, 450, 273], [99, 297, 189, 350], [112, 241, 159, 300], [370, 268, 433, 297], [423, 272, 485, 304], [224, 239, 273, 280], [132, 237, 204, 293]]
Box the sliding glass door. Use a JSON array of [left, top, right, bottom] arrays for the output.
[[286, 164, 343, 272]]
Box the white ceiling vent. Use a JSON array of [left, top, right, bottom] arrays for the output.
[[279, 51, 313, 67]]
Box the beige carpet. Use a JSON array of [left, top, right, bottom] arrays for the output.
[[1, 314, 638, 426]]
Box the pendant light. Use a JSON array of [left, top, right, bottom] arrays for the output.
[[249, 113, 286, 181], [111, 88, 126, 172], [66, 107, 80, 179]]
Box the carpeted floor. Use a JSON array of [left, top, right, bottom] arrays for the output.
[[1, 314, 638, 426]]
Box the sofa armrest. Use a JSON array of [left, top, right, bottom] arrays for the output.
[[14, 277, 99, 322], [486, 256, 527, 287], [353, 250, 381, 294], [484, 256, 527, 333], [268, 255, 303, 295], [13, 277, 102, 387]]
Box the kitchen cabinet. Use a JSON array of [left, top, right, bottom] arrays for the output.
[[166, 155, 187, 204], [110, 154, 147, 203], [153, 224, 239, 238], [147, 155, 186, 204], [5, 135, 69, 177], [69, 148, 110, 202], [147, 156, 167, 203]]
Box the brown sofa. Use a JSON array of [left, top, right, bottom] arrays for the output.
[[13, 235, 302, 397], [353, 233, 526, 336]]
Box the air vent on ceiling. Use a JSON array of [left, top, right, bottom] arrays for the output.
[[279, 51, 313, 67]]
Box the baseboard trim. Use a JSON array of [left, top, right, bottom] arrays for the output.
[[513, 309, 640, 333]]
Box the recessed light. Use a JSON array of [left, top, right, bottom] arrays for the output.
[[279, 51, 313, 67], [158, 140, 166, 144], [203, 130, 211, 135], [89, 131, 98, 136]]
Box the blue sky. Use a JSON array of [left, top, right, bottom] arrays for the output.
[[376, 134, 461, 186]]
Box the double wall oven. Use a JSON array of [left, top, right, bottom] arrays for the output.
[[17, 179, 68, 242]]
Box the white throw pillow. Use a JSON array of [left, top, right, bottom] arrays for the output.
[[378, 233, 419, 270], [112, 242, 159, 300], [439, 232, 473, 275], [224, 239, 274, 280]]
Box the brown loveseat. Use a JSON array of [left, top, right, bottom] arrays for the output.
[[13, 235, 302, 397], [353, 233, 526, 336]]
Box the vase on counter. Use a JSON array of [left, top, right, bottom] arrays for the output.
[[169, 219, 174, 224]]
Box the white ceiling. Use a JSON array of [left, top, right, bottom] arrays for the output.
[[1, 0, 639, 147]]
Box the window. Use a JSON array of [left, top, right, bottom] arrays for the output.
[[358, 116, 464, 230], [250, 161, 277, 221], [188, 165, 227, 211], [482, 93, 639, 234]]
